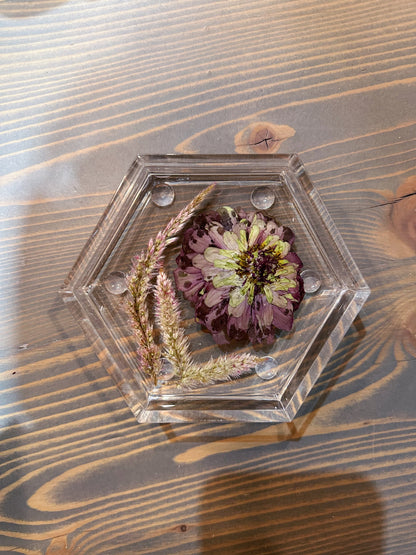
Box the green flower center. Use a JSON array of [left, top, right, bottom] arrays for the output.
[[236, 245, 282, 285], [204, 232, 298, 307]]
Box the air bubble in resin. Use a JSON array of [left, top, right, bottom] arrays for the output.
[[151, 184, 175, 207], [103, 271, 127, 295], [255, 356, 278, 380], [250, 186, 275, 210], [301, 269, 321, 294], [158, 359, 176, 381]]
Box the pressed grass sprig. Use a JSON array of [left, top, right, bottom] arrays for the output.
[[180, 353, 260, 388], [126, 184, 215, 384], [155, 269, 193, 377], [127, 251, 161, 383], [126, 183, 260, 387]]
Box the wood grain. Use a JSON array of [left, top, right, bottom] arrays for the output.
[[1, 0, 416, 553]]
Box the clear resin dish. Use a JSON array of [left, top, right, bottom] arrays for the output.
[[60, 154, 370, 423]]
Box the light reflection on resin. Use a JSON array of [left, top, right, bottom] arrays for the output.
[[158, 359, 176, 381], [104, 271, 127, 295], [151, 183, 175, 207], [255, 356, 278, 380], [250, 186, 276, 210], [301, 269, 321, 294]]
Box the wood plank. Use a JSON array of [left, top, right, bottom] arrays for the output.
[[1, 0, 415, 553]]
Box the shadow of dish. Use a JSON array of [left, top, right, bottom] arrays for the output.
[[199, 470, 384, 555], [162, 315, 367, 449], [0, 1, 69, 18]]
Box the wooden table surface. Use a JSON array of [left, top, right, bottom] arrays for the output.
[[1, 1, 415, 553]]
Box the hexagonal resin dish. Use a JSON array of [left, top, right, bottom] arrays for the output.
[[60, 155, 370, 423]]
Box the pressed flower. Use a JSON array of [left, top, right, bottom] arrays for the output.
[[174, 207, 304, 345]]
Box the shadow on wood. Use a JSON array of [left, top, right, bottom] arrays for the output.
[[199, 469, 384, 554]]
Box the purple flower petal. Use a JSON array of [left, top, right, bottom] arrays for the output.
[[271, 306, 293, 331], [207, 224, 229, 249], [281, 226, 295, 245], [285, 251, 303, 267], [254, 294, 273, 327], [204, 286, 230, 307], [187, 229, 212, 253], [173, 267, 205, 303]]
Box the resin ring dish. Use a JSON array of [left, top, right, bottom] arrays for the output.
[[60, 154, 370, 423]]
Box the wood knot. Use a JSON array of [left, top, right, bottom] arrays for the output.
[[234, 121, 295, 154], [390, 176, 416, 254]]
